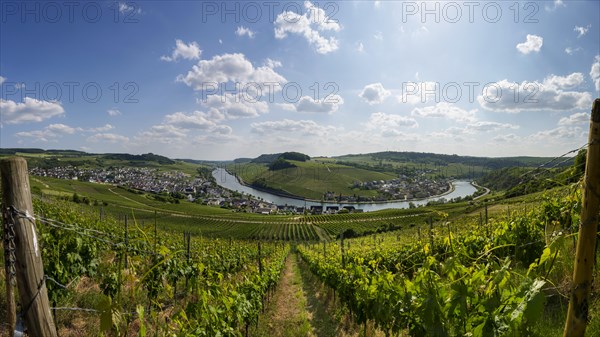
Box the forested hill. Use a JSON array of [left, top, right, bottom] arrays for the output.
[[334, 151, 571, 170]]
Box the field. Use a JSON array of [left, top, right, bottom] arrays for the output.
[[228, 160, 397, 199]]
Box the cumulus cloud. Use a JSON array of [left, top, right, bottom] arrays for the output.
[[165, 111, 218, 129], [477, 78, 592, 113], [397, 81, 441, 104], [359, 83, 390, 105], [107, 108, 121, 116], [203, 93, 269, 119], [16, 123, 77, 142], [516, 34, 543, 54], [178, 53, 287, 91], [529, 126, 583, 141], [465, 121, 519, 132], [0, 76, 5, 84], [574, 25, 591, 38], [544, 73, 585, 90], [295, 95, 344, 114], [251, 119, 338, 136], [161, 39, 201, 62], [87, 133, 130, 144], [591, 55, 600, 91], [1, 97, 64, 124], [236, 26, 255, 38], [558, 112, 589, 126], [365, 112, 418, 137], [264, 58, 282, 69], [492, 134, 521, 143], [274, 1, 340, 54], [411, 102, 477, 122], [87, 124, 114, 132]]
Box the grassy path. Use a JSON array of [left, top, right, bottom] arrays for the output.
[[252, 253, 313, 337], [253, 253, 381, 337]]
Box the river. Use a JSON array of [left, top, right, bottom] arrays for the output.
[[212, 168, 477, 212]]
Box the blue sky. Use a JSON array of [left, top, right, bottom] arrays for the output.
[[1, 0, 599, 160]]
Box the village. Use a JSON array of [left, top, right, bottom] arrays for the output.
[[348, 174, 451, 201], [29, 166, 353, 215]]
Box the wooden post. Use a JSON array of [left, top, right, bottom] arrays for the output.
[[564, 98, 600, 337], [0, 157, 58, 337], [2, 207, 16, 334]]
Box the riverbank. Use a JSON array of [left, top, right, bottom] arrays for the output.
[[225, 169, 460, 205]]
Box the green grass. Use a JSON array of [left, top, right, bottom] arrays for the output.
[[229, 160, 396, 199]]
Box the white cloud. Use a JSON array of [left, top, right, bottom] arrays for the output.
[[574, 25, 591, 38], [465, 121, 519, 132], [558, 112, 589, 126], [545, 0, 565, 11], [565, 47, 582, 55], [366, 112, 418, 137], [296, 95, 344, 114], [544, 73, 584, 90], [359, 83, 390, 105], [251, 119, 338, 136], [87, 133, 130, 144], [516, 34, 543, 54], [356, 42, 365, 53], [1, 98, 64, 124], [492, 134, 521, 143], [274, 1, 340, 54], [16, 123, 77, 142], [161, 39, 201, 62], [107, 108, 121, 116], [397, 81, 441, 104], [411, 102, 477, 122], [204, 93, 269, 119], [529, 126, 583, 141], [591, 55, 600, 91], [373, 31, 383, 41], [119, 2, 141, 14], [236, 26, 256, 38], [264, 58, 282, 69], [275, 103, 296, 111], [135, 125, 187, 144], [178, 53, 287, 91], [477, 78, 592, 113], [87, 124, 114, 132], [165, 111, 218, 129], [0, 76, 5, 84]]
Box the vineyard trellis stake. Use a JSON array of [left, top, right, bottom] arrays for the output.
[[1, 157, 58, 337], [564, 98, 600, 337]]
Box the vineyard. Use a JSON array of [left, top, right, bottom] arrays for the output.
[[298, 187, 600, 336], [2, 197, 291, 336], [1, 133, 600, 336]]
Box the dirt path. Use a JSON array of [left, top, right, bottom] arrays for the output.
[[254, 253, 379, 337], [253, 254, 313, 337]]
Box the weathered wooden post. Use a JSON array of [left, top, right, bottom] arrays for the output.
[[0, 157, 58, 337], [564, 98, 600, 336], [2, 206, 17, 334]]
